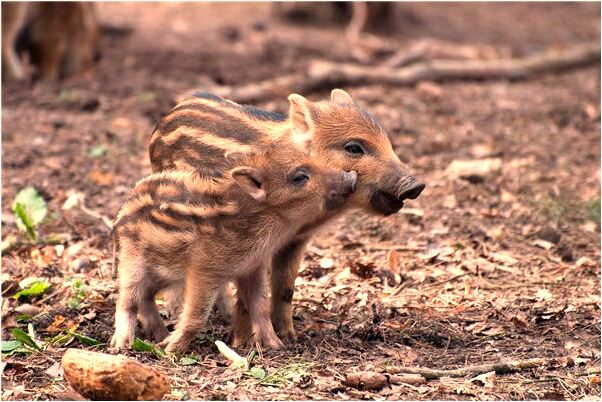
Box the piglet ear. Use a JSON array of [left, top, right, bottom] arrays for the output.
[[288, 94, 314, 135], [331, 88, 354, 105], [230, 166, 266, 202]]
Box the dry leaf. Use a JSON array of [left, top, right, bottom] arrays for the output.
[[387, 250, 400, 275], [533, 239, 554, 250], [445, 158, 502, 180], [535, 288, 553, 301], [319, 257, 335, 269], [88, 171, 114, 186], [470, 371, 496, 388]]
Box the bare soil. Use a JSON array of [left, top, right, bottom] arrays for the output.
[[1, 3, 600, 400]]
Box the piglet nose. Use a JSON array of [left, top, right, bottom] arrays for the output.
[[342, 171, 357, 193], [398, 177, 425, 201]]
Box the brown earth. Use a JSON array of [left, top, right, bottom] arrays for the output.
[[1, 2, 600, 400]]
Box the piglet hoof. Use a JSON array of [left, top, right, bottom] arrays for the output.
[[159, 333, 191, 354], [275, 325, 297, 342], [109, 333, 133, 352], [229, 332, 251, 349], [255, 330, 284, 351]]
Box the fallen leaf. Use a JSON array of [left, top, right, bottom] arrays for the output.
[[45, 361, 63, 379], [470, 371, 496, 388], [62, 191, 85, 210], [576, 257, 593, 268], [45, 315, 67, 333], [445, 158, 502, 181], [88, 171, 114, 186], [535, 288, 553, 301], [387, 250, 400, 275], [533, 239, 554, 250], [347, 260, 377, 279], [14, 304, 42, 317]]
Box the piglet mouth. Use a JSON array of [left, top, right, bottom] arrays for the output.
[[371, 180, 426, 216], [371, 190, 405, 216]]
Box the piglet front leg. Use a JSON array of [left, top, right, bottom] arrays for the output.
[[159, 270, 218, 354], [235, 264, 284, 350]]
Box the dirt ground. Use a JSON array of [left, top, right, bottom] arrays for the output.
[[1, 2, 601, 400]]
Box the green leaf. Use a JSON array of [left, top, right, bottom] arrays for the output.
[[11, 328, 40, 350], [139, 91, 156, 102], [247, 366, 267, 380], [132, 337, 165, 358], [172, 389, 190, 401], [13, 281, 51, 300], [87, 145, 107, 157], [69, 332, 102, 346], [13, 203, 36, 240], [1, 340, 22, 353], [59, 89, 75, 101], [179, 356, 198, 366], [45, 333, 75, 347], [12, 187, 47, 240]]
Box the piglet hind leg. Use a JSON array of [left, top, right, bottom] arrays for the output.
[[159, 269, 219, 354], [229, 292, 252, 348], [110, 257, 154, 350], [110, 288, 138, 351], [138, 291, 169, 342], [237, 265, 284, 351]]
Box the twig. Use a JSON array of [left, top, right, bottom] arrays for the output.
[[390, 357, 548, 380], [421, 273, 470, 290], [383, 39, 508, 68], [308, 42, 600, 86], [79, 203, 113, 230], [185, 43, 600, 104]]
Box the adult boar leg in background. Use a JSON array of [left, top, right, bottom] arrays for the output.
[[1, 2, 100, 81], [1, 3, 28, 80]]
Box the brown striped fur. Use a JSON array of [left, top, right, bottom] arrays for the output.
[[149, 89, 425, 346], [110, 145, 357, 353]]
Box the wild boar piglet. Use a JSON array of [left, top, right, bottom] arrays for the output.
[[110, 144, 357, 353]]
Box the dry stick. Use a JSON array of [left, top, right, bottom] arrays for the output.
[[79, 203, 113, 230], [308, 42, 600, 86], [191, 43, 600, 104], [391, 357, 547, 380], [383, 39, 507, 68]]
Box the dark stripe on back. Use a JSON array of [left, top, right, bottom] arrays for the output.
[[154, 103, 260, 143], [194, 91, 287, 122], [115, 202, 206, 233], [135, 176, 225, 207], [193, 92, 224, 102], [150, 136, 228, 176]]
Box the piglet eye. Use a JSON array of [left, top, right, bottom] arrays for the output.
[[344, 141, 365, 156], [291, 171, 310, 186]]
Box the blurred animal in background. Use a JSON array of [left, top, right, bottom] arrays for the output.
[[273, 1, 394, 37], [2, 2, 101, 81]]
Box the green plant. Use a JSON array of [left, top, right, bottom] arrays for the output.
[[132, 337, 165, 358], [87, 145, 107, 157], [67, 279, 87, 309], [12, 187, 47, 240], [13, 277, 51, 301], [583, 198, 601, 225], [257, 361, 314, 387]]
